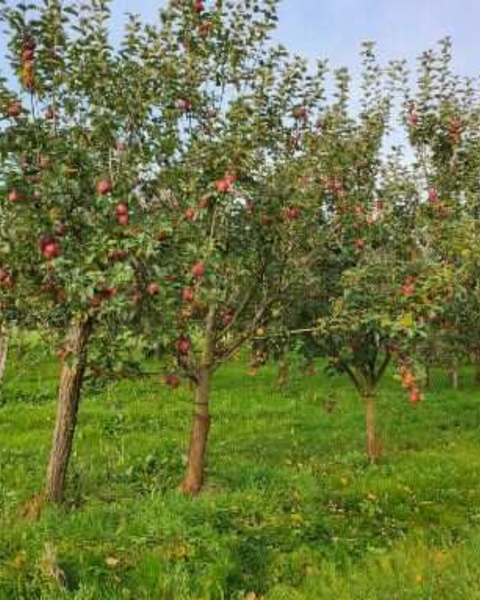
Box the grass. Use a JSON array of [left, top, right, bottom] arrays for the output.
[[1, 343, 480, 599]]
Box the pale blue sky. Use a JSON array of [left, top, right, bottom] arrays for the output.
[[107, 0, 480, 76], [1, 1, 479, 81]]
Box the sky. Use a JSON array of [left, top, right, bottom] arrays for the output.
[[104, 0, 480, 77], [1, 0, 479, 86]]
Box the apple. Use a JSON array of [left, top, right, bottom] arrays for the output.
[[40, 235, 60, 260], [428, 187, 438, 203], [176, 337, 192, 354], [147, 282, 160, 296], [0, 268, 14, 289], [401, 278, 415, 297], [193, 0, 205, 13], [96, 179, 112, 195], [115, 201, 130, 225], [182, 287, 195, 302], [132, 290, 143, 304], [198, 197, 210, 209], [44, 105, 57, 120], [408, 109, 419, 127], [286, 206, 300, 221], [215, 173, 236, 193], [115, 201, 129, 216], [410, 388, 421, 403], [355, 238, 366, 251], [165, 374, 180, 389], [176, 98, 192, 112], [184, 208, 196, 221], [101, 286, 117, 299], [292, 105, 308, 120], [117, 214, 129, 226], [6, 99, 22, 118], [109, 249, 129, 262], [90, 295, 102, 307], [191, 262, 206, 278], [8, 189, 23, 203], [199, 20, 212, 36]]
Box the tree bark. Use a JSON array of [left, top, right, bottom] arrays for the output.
[[451, 357, 459, 390], [181, 366, 212, 496], [365, 390, 380, 463], [0, 324, 10, 386], [276, 346, 290, 389], [44, 318, 93, 504]]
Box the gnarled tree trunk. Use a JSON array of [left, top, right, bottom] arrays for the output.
[[0, 324, 10, 386], [44, 317, 93, 504], [181, 366, 212, 496], [365, 390, 380, 463]]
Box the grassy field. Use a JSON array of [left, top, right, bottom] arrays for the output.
[[2, 344, 480, 599]]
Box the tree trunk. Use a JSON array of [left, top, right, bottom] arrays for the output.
[[44, 318, 93, 504], [0, 324, 10, 386], [451, 357, 459, 390], [181, 366, 212, 496], [365, 390, 380, 463], [276, 346, 290, 389]]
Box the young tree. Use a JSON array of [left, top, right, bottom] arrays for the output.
[[130, 0, 330, 495], [0, 0, 168, 503]]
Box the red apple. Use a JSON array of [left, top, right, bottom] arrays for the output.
[[355, 238, 366, 251], [40, 235, 60, 260], [165, 374, 181, 389], [191, 262, 206, 278], [410, 388, 421, 403], [216, 173, 236, 193], [96, 179, 112, 195], [184, 208, 196, 221], [117, 214, 129, 226], [199, 20, 213, 36], [6, 99, 22, 118], [109, 249, 129, 262], [182, 287, 195, 303], [176, 98, 192, 112], [193, 0, 205, 13], [44, 105, 57, 120], [147, 282, 160, 296], [286, 206, 300, 221], [292, 105, 308, 120], [7, 189, 23, 203], [176, 337, 192, 354], [115, 201, 129, 216], [428, 187, 438, 203]]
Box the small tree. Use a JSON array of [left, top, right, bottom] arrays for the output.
[[0, 0, 169, 503]]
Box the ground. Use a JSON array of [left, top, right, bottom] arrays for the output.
[[1, 343, 480, 599]]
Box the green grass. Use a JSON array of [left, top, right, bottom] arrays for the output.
[[2, 345, 480, 599]]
